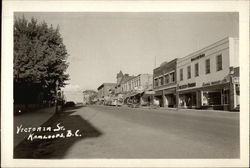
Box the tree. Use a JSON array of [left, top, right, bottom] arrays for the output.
[[14, 16, 69, 103]]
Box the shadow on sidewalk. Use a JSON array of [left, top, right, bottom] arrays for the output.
[[14, 106, 102, 159]]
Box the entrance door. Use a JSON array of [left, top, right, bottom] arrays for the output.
[[166, 94, 175, 108], [208, 92, 221, 105]]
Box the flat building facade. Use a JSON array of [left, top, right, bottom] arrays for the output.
[[176, 37, 239, 111], [153, 59, 178, 107], [97, 83, 116, 99]]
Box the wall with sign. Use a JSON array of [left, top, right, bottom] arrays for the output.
[[176, 37, 239, 91]]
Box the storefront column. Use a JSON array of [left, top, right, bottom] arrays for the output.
[[229, 82, 236, 111], [164, 95, 168, 107], [176, 92, 180, 108], [200, 90, 203, 108], [196, 90, 202, 109], [139, 96, 142, 105], [162, 90, 166, 107]]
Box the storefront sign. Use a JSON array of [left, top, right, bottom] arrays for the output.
[[178, 82, 196, 89], [191, 54, 205, 62], [211, 80, 221, 85], [202, 79, 228, 87]]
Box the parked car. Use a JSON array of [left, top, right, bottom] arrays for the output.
[[64, 101, 75, 107]]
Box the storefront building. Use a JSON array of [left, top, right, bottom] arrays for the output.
[[121, 74, 153, 105], [153, 59, 178, 107], [97, 83, 116, 104], [176, 37, 239, 111]]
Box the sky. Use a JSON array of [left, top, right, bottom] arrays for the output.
[[15, 12, 239, 91]]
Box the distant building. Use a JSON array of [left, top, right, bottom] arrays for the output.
[[97, 83, 116, 100], [63, 90, 83, 105], [176, 37, 239, 110], [83, 90, 97, 104], [122, 74, 153, 105], [115, 71, 134, 94], [153, 59, 178, 107]]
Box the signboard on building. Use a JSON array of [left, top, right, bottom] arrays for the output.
[[178, 82, 196, 90], [191, 54, 205, 62], [202, 78, 228, 87]]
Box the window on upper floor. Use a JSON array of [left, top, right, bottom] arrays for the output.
[[180, 69, 183, 81], [169, 72, 175, 83], [164, 74, 169, 84], [159, 76, 164, 86], [205, 59, 210, 74], [195, 63, 199, 77], [154, 78, 158, 87], [216, 54, 222, 71], [187, 66, 191, 79]]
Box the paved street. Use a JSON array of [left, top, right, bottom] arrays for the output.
[[14, 105, 239, 159]]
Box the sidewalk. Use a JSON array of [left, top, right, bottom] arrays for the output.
[[96, 104, 238, 113], [148, 106, 238, 113], [14, 106, 56, 147]]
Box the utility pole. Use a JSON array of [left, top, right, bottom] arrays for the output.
[[154, 55, 156, 68]]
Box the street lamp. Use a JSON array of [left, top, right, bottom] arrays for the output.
[[55, 79, 59, 113]]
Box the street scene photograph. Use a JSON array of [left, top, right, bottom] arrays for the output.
[[13, 12, 240, 159]]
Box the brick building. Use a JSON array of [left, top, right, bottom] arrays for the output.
[[153, 59, 178, 107], [97, 83, 116, 102]]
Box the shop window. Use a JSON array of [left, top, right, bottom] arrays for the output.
[[165, 74, 169, 84], [236, 84, 240, 95], [187, 66, 191, 79], [204, 92, 221, 105], [216, 54, 222, 71], [205, 59, 210, 74], [195, 63, 199, 77], [202, 92, 209, 106], [179, 93, 196, 107], [180, 69, 183, 81]]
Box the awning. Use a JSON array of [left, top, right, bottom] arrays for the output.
[[155, 90, 163, 96], [178, 83, 230, 94], [144, 91, 155, 95], [201, 83, 230, 91], [164, 88, 176, 94], [125, 90, 144, 98]]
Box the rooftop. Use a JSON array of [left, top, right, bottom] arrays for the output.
[[97, 83, 116, 90]]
